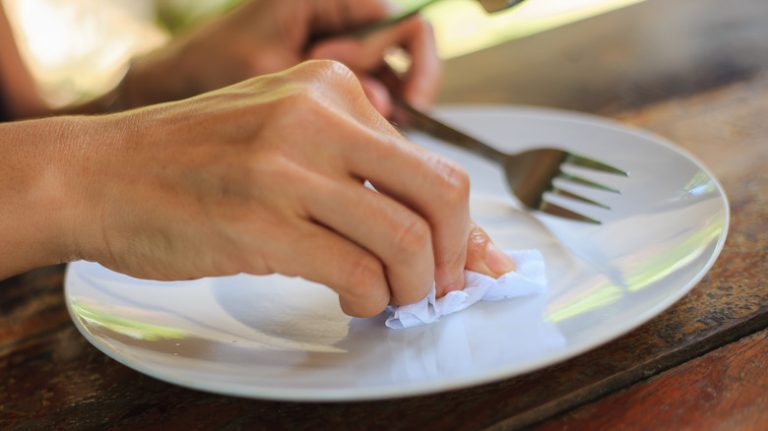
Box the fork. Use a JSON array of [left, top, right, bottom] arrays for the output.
[[395, 101, 628, 224]]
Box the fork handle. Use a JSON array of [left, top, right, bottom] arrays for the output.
[[395, 101, 508, 163]]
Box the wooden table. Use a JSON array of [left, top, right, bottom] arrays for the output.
[[2, 0, 767, 429]]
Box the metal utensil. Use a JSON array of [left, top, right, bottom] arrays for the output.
[[396, 101, 628, 224]]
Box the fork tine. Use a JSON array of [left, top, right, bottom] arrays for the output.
[[550, 187, 611, 209], [556, 172, 621, 193], [565, 154, 628, 176], [539, 201, 601, 225]]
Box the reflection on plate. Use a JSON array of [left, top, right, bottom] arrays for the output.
[[65, 106, 728, 401]]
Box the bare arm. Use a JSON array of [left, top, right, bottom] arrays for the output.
[[0, 116, 83, 277]]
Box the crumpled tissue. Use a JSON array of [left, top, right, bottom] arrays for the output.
[[385, 249, 547, 329]]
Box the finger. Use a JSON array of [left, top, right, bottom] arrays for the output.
[[399, 18, 441, 110], [358, 75, 393, 117], [279, 60, 467, 298], [266, 221, 390, 318], [309, 17, 440, 109], [464, 222, 517, 277], [339, 126, 471, 296], [309, 16, 420, 71], [304, 175, 435, 305]]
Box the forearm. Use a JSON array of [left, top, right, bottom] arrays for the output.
[[0, 116, 89, 279]]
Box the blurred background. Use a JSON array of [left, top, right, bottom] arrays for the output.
[[1, 0, 641, 107]]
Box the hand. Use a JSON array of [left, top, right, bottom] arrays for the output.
[[61, 61, 509, 316], [117, 0, 438, 117]]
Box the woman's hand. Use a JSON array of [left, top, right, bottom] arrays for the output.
[[58, 61, 509, 316], [118, 0, 438, 117]]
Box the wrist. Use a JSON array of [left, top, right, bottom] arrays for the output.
[[0, 116, 102, 276], [54, 114, 127, 266]]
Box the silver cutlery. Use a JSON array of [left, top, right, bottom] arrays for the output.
[[396, 101, 628, 224]]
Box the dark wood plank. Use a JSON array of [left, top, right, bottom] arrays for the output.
[[535, 329, 768, 431], [0, 266, 67, 356]]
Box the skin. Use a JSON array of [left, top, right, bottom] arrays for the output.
[[115, 0, 439, 116], [0, 0, 515, 317]]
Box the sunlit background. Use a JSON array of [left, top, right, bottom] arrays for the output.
[[2, 0, 642, 106]]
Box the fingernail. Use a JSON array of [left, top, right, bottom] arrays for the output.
[[484, 241, 516, 276]]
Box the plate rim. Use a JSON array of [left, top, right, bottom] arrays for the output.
[[64, 104, 730, 401]]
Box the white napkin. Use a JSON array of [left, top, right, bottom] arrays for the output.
[[385, 249, 547, 329]]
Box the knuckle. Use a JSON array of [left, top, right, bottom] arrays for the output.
[[299, 60, 363, 97], [295, 59, 356, 84], [280, 61, 371, 118], [321, 59, 356, 81], [339, 254, 385, 291], [435, 158, 471, 206], [392, 217, 431, 257]]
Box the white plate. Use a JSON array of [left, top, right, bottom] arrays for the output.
[[65, 106, 729, 401]]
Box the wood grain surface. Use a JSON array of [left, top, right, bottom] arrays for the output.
[[2, 0, 768, 429], [536, 328, 768, 431]]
